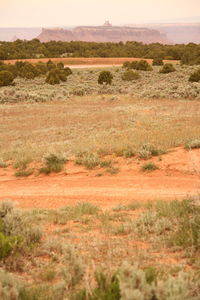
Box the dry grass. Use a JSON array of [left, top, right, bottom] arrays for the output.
[[0, 96, 200, 162]]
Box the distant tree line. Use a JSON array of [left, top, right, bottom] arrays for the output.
[[0, 39, 200, 64]]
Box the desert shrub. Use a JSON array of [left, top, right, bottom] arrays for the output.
[[128, 60, 153, 71], [46, 68, 67, 85], [0, 233, 21, 260], [141, 162, 159, 171], [98, 71, 113, 85], [75, 152, 100, 169], [122, 70, 140, 81], [185, 139, 200, 149], [122, 61, 131, 68], [46, 70, 60, 85], [189, 68, 200, 82], [75, 273, 120, 300], [159, 63, 176, 73], [138, 144, 165, 159], [39, 153, 66, 174], [15, 62, 38, 79], [0, 71, 14, 87], [99, 160, 112, 168], [57, 62, 64, 70], [136, 60, 153, 71], [0, 201, 42, 260], [35, 62, 48, 75], [14, 169, 33, 177], [47, 59, 57, 70], [152, 58, 164, 66], [118, 262, 196, 300], [64, 67, 73, 76], [0, 160, 7, 168]]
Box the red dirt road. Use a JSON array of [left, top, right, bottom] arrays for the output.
[[3, 57, 178, 66], [0, 148, 199, 209]]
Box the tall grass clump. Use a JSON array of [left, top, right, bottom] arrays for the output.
[[39, 154, 66, 174]]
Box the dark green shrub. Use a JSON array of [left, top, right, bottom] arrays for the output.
[[122, 61, 131, 68], [46, 71, 60, 85], [0, 71, 14, 86], [46, 68, 67, 85], [64, 67, 73, 76], [189, 69, 200, 82], [47, 59, 56, 70], [75, 273, 120, 300], [35, 62, 48, 75], [15, 170, 33, 177], [57, 62, 64, 70], [136, 60, 153, 71], [159, 63, 176, 73], [15, 61, 38, 79], [0, 232, 20, 260], [39, 154, 66, 174], [122, 70, 140, 81], [152, 58, 164, 66], [141, 162, 159, 171], [98, 71, 113, 85]]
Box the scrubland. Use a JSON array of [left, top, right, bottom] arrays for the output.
[[0, 64, 200, 299]]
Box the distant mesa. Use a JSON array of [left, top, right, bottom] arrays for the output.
[[37, 21, 169, 44]]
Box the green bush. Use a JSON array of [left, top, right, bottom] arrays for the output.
[[0, 232, 20, 260], [0, 71, 14, 86], [128, 60, 153, 71], [15, 61, 38, 79], [64, 67, 73, 76], [141, 162, 159, 171], [98, 71, 113, 85], [152, 58, 164, 66], [185, 139, 200, 149], [122, 70, 140, 81], [75, 273, 120, 300], [47, 59, 57, 70], [46, 68, 67, 85], [189, 68, 200, 82], [39, 153, 66, 174], [159, 63, 176, 73], [35, 62, 48, 75]]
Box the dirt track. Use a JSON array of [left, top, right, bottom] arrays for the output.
[[0, 148, 199, 209]]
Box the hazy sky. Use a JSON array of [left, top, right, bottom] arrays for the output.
[[0, 0, 199, 27]]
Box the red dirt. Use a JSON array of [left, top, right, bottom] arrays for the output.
[[3, 57, 178, 66], [0, 147, 199, 210]]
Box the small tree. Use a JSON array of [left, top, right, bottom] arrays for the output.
[[0, 71, 14, 86], [159, 63, 176, 74], [46, 68, 67, 85], [98, 71, 113, 85], [152, 58, 164, 66], [64, 67, 72, 76], [189, 69, 200, 82], [122, 70, 140, 81]]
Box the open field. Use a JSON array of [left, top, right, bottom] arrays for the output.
[[3, 57, 178, 65], [0, 64, 200, 299]]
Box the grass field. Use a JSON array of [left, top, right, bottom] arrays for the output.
[[0, 64, 200, 299], [1, 95, 200, 164]]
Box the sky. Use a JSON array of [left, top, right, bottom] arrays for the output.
[[0, 0, 200, 27]]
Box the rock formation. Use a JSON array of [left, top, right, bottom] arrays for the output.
[[37, 22, 169, 44]]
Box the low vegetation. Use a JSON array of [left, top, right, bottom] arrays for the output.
[[189, 68, 200, 82], [0, 198, 199, 299], [159, 63, 176, 73]]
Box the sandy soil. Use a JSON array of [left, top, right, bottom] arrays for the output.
[[0, 147, 199, 210]]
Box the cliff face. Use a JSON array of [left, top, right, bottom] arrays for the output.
[[37, 25, 169, 44]]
